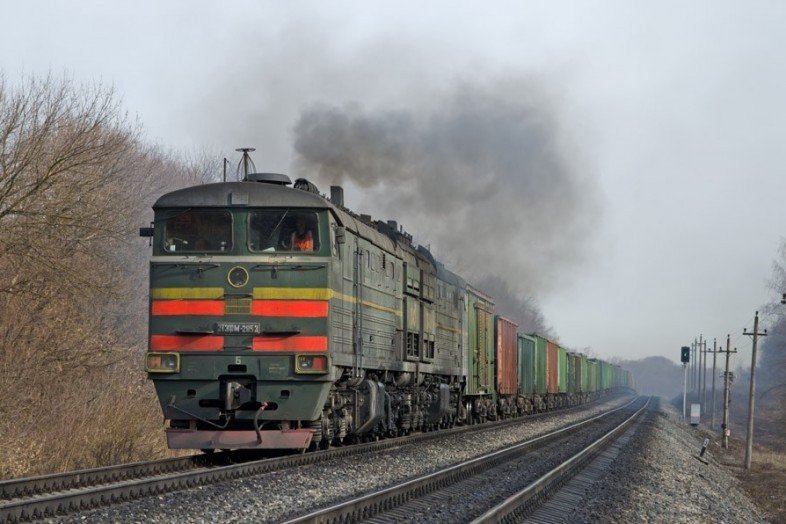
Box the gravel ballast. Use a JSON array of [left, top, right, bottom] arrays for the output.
[[365, 401, 644, 523], [570, 398, 767, 523], [63, 393, 635, 523]]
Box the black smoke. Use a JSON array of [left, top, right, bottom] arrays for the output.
[[293, 81, 600, 334]]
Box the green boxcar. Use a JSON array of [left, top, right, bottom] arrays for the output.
[[577, 353, 589, 393], [587, 359, 598, 393], [517, 334, 537, 396], [600, 361, 611, 390], [531, 334, 549, 396], [567, 353, 577, 394], [466, 286, 495, 396], [558, 346, 568, 394], [600, 360, 606, 390]]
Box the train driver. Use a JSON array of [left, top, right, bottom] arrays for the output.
[[290, 216, 314, 251]]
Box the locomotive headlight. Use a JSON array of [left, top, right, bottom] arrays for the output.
[[227, 266, 249, 288], [295, 354, 329, 374], [146, 352, 180, 373]]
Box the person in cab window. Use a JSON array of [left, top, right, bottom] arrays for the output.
[[290, 217, 314, 251]]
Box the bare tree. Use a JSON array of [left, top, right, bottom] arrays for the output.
[[0, 74, 222, 478]]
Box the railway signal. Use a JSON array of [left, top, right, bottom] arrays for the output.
[[681, 346, 690, 420]]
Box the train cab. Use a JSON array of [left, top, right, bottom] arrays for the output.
[[143, 174, 338, 450]]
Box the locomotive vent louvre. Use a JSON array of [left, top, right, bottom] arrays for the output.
[[225, 297, 252, 315], [246, 172, 292, 185]]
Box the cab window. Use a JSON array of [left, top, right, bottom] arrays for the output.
[[249, 209, 320, 253], [162, 210, 232, 253]]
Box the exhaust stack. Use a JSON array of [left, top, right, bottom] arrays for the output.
[[330, 185, 344, 207]]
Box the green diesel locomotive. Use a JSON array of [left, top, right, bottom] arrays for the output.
[[142, 170, 631, 451]]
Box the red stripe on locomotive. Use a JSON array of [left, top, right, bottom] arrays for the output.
[[150, 334, 224, 351], [151, 300, 225, 316], [252, 336, 328, 352]]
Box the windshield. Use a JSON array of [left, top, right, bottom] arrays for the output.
[[249, 209, 320, 253], [162, 210, 232, 253]]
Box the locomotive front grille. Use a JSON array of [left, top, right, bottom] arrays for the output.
[[225, 297, 252, 315]]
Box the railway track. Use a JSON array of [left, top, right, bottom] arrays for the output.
[[282, 395, 649, 524], [0, 392, 632, 522]]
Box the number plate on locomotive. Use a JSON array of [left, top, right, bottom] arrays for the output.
[[214, 322, 261, 334]]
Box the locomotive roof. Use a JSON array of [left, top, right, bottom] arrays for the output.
[[153, 181, 331, 209], [154, 180, 449, 279]]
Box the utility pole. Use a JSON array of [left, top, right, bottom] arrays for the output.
[[743, 311, 767, 470], [692, 338, 697, 392], [702, 338, 708, 419], [699, 338, 704, 412], [721, 334, 737, 449], [711, 338, 718, 429], [699, 334, 704, 395], [689, 340, 693, 391]]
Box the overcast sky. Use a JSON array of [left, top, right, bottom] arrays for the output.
[[3, 1, 785, 365]]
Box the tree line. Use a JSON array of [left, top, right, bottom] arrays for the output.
[[0, 74, 217, 477]]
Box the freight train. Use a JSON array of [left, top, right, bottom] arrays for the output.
[[141, 167, 632, 451]]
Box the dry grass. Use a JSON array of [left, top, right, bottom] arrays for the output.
[[717, 439, 786, 522]]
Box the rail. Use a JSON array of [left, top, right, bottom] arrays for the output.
[[0, 392, 631, 522], [282, 396, 645, 524]]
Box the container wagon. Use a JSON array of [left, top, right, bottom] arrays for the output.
[[531, 334, 549, 401], [466, 286, 495, 423], [531, 334, 560, 409], [587, 359, 598, 393], [494, 316, 519, 418], [516, 334, 540, 413], [558, 345, 568, 397]]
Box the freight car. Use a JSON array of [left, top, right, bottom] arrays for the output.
[[141, 164, 632, 451]]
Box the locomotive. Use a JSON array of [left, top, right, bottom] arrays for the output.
[[141, 163, 631, 451]]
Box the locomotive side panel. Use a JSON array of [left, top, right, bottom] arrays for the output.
[[350, 236, 402, 371], [434, 269, 467, 379]]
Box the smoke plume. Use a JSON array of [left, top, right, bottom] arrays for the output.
[[293, 81, 600, 333]]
